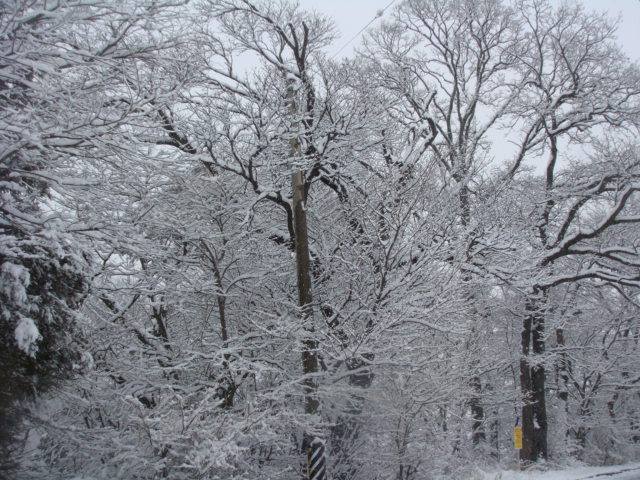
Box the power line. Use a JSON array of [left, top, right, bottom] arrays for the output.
[[331, 0, 397, 59]]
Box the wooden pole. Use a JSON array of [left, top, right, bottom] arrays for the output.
[[288, 79, 319, 418]]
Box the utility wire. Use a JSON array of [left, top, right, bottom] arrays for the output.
[[331, 0, 397, 59]]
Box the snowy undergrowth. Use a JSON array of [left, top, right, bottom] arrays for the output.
[[477, 463, 640, 480]]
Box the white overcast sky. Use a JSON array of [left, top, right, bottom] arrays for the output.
[[296, 0, 639, 173], [299, 0, 640, 61]]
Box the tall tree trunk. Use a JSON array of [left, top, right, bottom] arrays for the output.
[[459, 183, 486, 445], [520, 288, 549, 463], [288, 80, 319, 417], [470, 376, 486, 445], [555, 327, 569, 405], [555, 326, 572, 449], [199, 241, 238, 409], [293, 169, 319, 415]]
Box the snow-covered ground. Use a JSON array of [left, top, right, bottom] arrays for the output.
[[479, 463, 640, 480]]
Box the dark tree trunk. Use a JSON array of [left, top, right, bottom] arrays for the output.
[[292, 167, 319, 416], [555, 328, 569, 404], [520, 288, 549, 463], [470, 376, 486, 445], [288, 80, 319, 419]]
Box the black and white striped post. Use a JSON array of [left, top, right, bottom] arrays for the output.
[[307, 437, 326, 480]]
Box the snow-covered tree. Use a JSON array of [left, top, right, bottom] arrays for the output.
[[4, 0, 640, 478]]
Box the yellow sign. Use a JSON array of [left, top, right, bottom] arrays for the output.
[[514, 426, 523, 450]]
